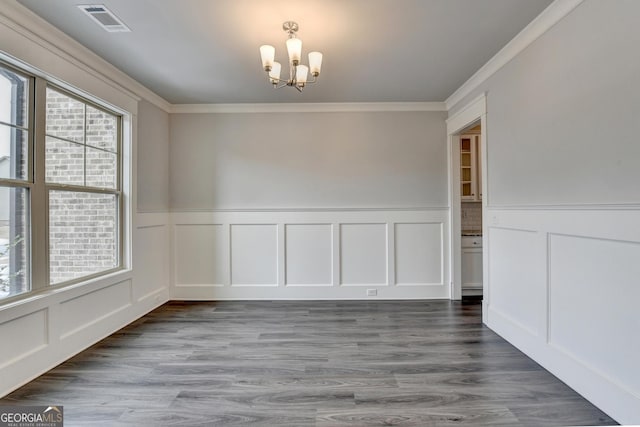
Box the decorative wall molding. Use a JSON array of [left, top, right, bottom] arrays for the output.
[[169, 206, 450, 214], [171, 209, 450, 300], [445, 0, 585, 111], [485, 206, 640, 424], [170, 102, 447, 114], [487, 203, 640, 211], [446, 93, 487, 134]]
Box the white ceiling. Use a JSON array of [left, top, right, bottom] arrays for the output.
[[17, 0, 553, 104]]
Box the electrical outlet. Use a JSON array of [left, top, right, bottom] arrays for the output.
[[366, 289, 377, 297]]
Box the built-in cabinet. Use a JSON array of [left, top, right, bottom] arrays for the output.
[[460, 134, 482, 201], [462, 236, 483, 295]]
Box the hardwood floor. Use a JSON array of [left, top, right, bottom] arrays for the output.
[[1, 300, 617, 426]]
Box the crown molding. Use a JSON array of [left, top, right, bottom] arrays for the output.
[[0, 1, 172, 113], [445, 0, 585, 111], [170, 102, 446, 114]]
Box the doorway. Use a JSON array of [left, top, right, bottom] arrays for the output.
[[459, 124, 483, 299], [446, 94, 487, 319]]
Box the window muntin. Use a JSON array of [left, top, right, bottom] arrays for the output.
[[0, 186, 29, 299], [45, 87, 119, 190], [0, 65, 29, 181]]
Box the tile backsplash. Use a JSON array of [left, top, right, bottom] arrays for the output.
[[462, 202, 482, 231]]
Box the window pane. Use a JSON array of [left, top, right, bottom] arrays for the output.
[[0, 186, 29, 299], [0, 65, 29, 128], [46, 88, 84, 143], [0, 124, 28, 180], [87, 105, 117, 152], [86, 147, 116, 189], [46, 136, 84, 185], [49, 190, 118, 284]]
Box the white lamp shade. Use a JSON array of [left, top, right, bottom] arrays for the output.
[[260, 45, 275, 69], [269, 62, 281, 83], [308, 51, 323, 75], [286, 37, 302, 63], [296, 64, 309, 84]]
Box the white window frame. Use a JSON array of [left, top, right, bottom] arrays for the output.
[[0, 59, 126, 303]]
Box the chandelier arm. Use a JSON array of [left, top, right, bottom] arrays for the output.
[[289, 62, 296, 86], [265, 75, 289, 89]]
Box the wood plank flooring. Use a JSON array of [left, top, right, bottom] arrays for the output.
[[1, 300, 617, 426]]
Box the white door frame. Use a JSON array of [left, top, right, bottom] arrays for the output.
[[446, 94, 487, 306]]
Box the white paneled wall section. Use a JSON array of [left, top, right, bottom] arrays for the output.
[[171, 209, 450, 300], [484, 206, 640, 423], [0, 213, 171, 396]]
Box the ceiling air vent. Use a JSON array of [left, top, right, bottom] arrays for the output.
[[78, 5, 130, 32]]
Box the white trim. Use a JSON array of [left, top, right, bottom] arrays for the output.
[[446, 93, 487, 134], [445, 94, 487, 305], [171, 102, 447, 114], [168, 206, 450, 213], [0, 1, 171, 112], [487, 203, 640, 211], [444, 0, 585, 111]]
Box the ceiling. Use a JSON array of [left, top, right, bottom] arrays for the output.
[[17, 0, 553, 104]]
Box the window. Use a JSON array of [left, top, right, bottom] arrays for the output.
[[45, 87, 121, 284], [0, 61, 123, 301], [0, 64, 31, 299]]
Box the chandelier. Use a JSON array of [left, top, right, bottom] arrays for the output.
[[259, 21, 323, 92]]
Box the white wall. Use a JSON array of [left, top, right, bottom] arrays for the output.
[[449, 1, 640, 423], [169, 110, 450, 300], [0, 3, 170, 397]]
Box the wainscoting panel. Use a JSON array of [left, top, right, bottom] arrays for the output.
[[135, 223, 171, 301], [174, 224, 225, 286], [485, 206, 640, 424], [0, 309, 48, 369], [488, 226, 543, 337], [340, 223, 388, 286], [58, 280, 132, 340], [230, 224, 279, 286], [548, 233, 640, 396], [171, 209, 449, 300], [285, 224, 333, 286], [394, 223, 443, 285]]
